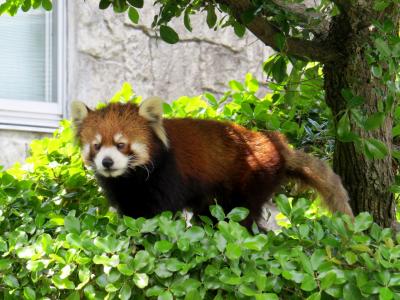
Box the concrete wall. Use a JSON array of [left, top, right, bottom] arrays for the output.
[[0, 1, 272, 168]]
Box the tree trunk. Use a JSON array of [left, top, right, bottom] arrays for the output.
[[323, 9, 398, 228]]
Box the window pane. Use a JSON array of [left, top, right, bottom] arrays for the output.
[[0, 11, 53, 102]]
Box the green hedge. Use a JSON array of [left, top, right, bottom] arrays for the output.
[[1, 81, 400, 299]]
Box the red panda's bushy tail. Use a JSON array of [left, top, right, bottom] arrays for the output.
[[283, 148, 354, 218]]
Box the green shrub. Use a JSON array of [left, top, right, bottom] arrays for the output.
[[1, 79, 400, 299]]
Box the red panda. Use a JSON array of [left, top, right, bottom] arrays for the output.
[[71, 97, 353, 227]]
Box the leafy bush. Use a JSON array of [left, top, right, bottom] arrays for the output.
[[1, 80, 400, 299]]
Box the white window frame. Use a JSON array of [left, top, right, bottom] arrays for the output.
[[0, 1, 66, 133]]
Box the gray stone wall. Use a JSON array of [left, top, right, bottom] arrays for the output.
[[0, 130, 49, 169], [0, 1, 271, 168], [68, 1, 270, 107]]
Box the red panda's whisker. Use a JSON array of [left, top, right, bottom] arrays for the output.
[[138, 165, 151, 181]]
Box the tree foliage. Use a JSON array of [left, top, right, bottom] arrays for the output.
[[1, 82, 400, 299]]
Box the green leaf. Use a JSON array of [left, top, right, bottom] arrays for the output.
[[146, 286, 165, 297], [4, 275, 19, 288], [119, 284, 132, 300], [23, 287, 36, 300], [160, 25, 179, 44], [133, 273, 149, 289], [301, 274, 317, 291], [158, 291, 173, 300], [379, 287, 393, 300], [128, 7, 139, 24], [206, 5, 217, 28], [117, 264, 135, 276], [99, 0, 112, 9], [113, 0, 128, 13], [374, 38, 391, 57], [343, 283, 362, 300], [320, 271, 336, 290], [65, 291, 80, 300], [184, 8, 193, 32], [233, 21, 246, 37], [364, 138, 388, 159], [210, 204, 225, 221], [133, 250, 154, 271], [93, 254, 119, 267], [226, 207, 249, 222], [42, 0, 52, 11], [310, 249, 325, 270], [299, 252, 313, 275], [337, 112, 351, 140], [274, 33, 285, 50], [344, 251, 358, 264], [392, 124, 400, 137], [271, 56, 287, 83], [184, 290, 202, 300], [239, 284, 257, 296], [64, 215, 80, 234], [347, 96, 365, 108], [364, 112, 385, 131], [52, 275, 75, 290], [373, 0, 390, 11], [226, 243, 242, 260], [275, 194, 291, 217], [127, 0, 143, 8], [22, 0, 32, 12], [243, 234, 268, 251], [255, 294, 279, 300], [372, 65, 383, 77], [154, 240, 173, 253], [229, 80, 244, 91], [184, 226, 205, 242]]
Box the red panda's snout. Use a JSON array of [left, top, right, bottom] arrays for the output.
[[80, 132, 152, 178]]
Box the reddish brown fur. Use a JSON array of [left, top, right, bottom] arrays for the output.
[[164, 119, 284, 186], [75, 102, 353, 225]]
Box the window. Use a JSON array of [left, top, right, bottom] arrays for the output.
[[0, 2, 66, 132]]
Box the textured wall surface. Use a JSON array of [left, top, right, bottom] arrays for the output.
[[68, 1, 270, 107], [0, 130, 49, 169], [0, 1, 272, 168]]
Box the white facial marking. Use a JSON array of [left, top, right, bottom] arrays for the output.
[[130, 142, 150, 167], [94, 146, 129, 177], [94, 134, 102, 144], [113, 133, 127, 144], [81, 143, 90, 162]]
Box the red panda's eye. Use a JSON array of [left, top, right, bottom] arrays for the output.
[[116, 143, 125, 150], [93, 144, 101, 151]]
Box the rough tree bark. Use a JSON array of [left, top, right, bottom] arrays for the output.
[[324, 3, 399, 228], [220, 0, 399, 227]]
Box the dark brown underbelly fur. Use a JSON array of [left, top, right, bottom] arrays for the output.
[[96, 148, 285, 227]]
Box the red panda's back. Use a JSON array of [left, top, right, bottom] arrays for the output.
[[163, 118, 286, 186]]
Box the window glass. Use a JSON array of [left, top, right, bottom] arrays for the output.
[[0, 10, 53, 102]]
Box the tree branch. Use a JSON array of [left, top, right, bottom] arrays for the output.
[[217, 0, 340, 63]]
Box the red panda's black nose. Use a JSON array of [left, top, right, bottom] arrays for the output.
[[102, 157, 114, 169]]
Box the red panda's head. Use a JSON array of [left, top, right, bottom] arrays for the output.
[[71, 97, 168, 178]]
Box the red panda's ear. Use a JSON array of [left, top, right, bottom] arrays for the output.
[[138, 96, 164, 123], [139, 97, 169, 148], [71, 101, 91, 125]]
